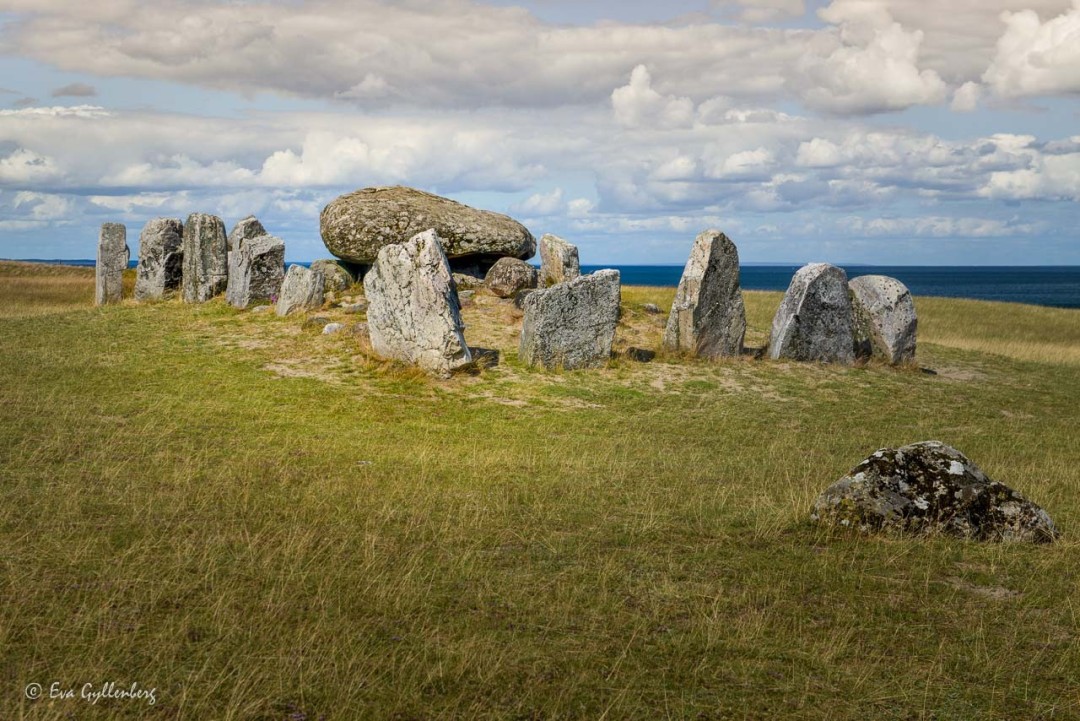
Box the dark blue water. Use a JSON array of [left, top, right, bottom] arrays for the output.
[[11, 259, 1080, 309]]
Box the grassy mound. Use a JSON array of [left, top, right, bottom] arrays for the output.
[[1, 261, 1077, 719]]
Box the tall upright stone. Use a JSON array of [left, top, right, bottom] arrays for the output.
[[134, 218, 183, 301], [363, 229, 472, 377], [769, 263, 854, 363], [519, 270, 620, 370], [663, 230, 746, 358], [95, 223, 129, 306], [276, 265, 325, 316], [227, 215, 267, 253], [226, 234, 285, 309], [182, 213, 228, 303], [539, 234, 580, 287], [850, 275, 918, 364]]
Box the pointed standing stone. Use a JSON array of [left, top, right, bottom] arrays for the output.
[[663, 230, 746, 358], [227, 216, 267, 253], [364, 229, 472, 377], [849, 275, 917, 364], [276, 265, 325, 316], [519, 270, 620, 370], [539, 233, 580, 287], [226, 234, 285, 309], [95, 223, 129, 306], [134, 218, 183, 301], [769, 263, 854, 363], [182, 213, 228, 303]]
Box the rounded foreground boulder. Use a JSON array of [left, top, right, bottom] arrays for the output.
[[484, 257, 538, 298]]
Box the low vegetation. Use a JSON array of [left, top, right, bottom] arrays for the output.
[[1, 261, 1077, 719]]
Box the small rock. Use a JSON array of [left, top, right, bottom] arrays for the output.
[[769, 263, 854, 363], [325, 291, 337, 305], [485, 257, 538, 298], [452, 272, 485, 290], [322, 322, 345, 335], [626, 347, 656, 362], [539, 233, 580, 287], [350, 321, 369, 337], [95, 223, 129, 306], [310, 259, 356, 292], [519, 270, 620, 370], [341, 302, 368, 314], [277, 265, 325, 316], [134, 218, 183, 301], [643, 303, 661, 315], [302, 316, 332, 330], [250, 304, 272, 314], [850, 275, 918, 364]]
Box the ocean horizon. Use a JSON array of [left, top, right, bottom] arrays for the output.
[[9, 259, 1080, 309]]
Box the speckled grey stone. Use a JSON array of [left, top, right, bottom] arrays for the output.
[[134, 218, 183, 302], [850, 274, 917, 364], [182, 213, 228, 303], [95, 223, 129, 306], [276, 264, 324, 316], [310, 259, 355, 292], [519, 270, 620, 370], [485, 257, 538, 298], [663, 230, 746, 358], [538, 233, 580, 287], [227, 215, 266, 253], [769, 263, 854, 363], [226, 234, 285, 309]]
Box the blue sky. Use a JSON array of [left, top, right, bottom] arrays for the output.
[[0, 0, 1078, 265]]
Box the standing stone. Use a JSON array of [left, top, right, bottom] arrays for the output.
[[276, 265, 325, 316], [769, 263, 854, 363], [363, 229, 472, 377], [226, 234, 285, 309], [519, 270, 620, 370], [850, 275, 917, 364], [539, 233, 580, 287], [310, 259, 355, 292], [227, 215, 267, 253], [95, 223, 129, 306], [182, 213, 228, 303], [662, 230, 746, 358], [484, 257, 538, 298], [134, 218, 183, 302]]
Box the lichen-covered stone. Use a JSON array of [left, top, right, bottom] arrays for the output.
[[519, 270, 620, 370], [95, 223, 129, 306], [811, 441, 1058, 543], [363, 229, 472, 377], [485, 257, 538, 298], [276, 264, 324, 316], [227, 215, 267, 253], [309, 259, 355, 292], [226, 234, 285, 309], [134, 218, 183, 301], [320, 185, 535, 264], [663, 230, 746, 358], [769, 263, 854, 363], [538, 233, 580, 287], [182, 213, 228, 303], [850, 274, 917, 364]]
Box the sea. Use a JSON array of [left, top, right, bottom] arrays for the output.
[[13, 260, 1080, 309]]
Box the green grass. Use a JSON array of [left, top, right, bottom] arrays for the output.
[[1, 262, 1078, 719]]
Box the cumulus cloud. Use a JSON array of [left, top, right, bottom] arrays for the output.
[[951, 81, 983, 111], [511, 188, 564, 216], [611, 66, 694, 129], [983, 0, 1080, 97]]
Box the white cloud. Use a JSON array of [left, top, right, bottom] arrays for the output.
[[512, 187, 564, 216], [611, 66, 694, 129], [13, 190, 73, 219], [951, 81, 983, 111], [713, 0, 807, 22], [983, 1, 1080, 97], [566, 197, 595, 218], [0, 148, 63, 183]]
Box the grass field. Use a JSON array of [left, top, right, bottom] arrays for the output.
[[1, 260, 1078, 720]]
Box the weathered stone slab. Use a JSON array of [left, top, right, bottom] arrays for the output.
[[226, 234, 285, 309], [811, 441, 1058, 543], [485, 257, 538, 298], [309, 259, 355, 292], [663, 230, 746, 358], [321, 185, 535, 264], [363, 229, 472, 377], [850, 275, 917, 364], [134, 218, 183, 302], [276, 264, 325, 316], [538, 233, 580, 287], [227, 215, 266, 253], [769, 263, 854, 363], [182, 213, 228, 303], [95, 223, 129, 306], [519, 270, 620, 370]]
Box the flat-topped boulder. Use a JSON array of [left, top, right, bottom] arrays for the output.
[[363, 229, 472, 377], [226, 234, 285, 309], [321, 186, 535, 265], [519, 270, 620, 370], [95, 223, 129, 306], [227, 215, 266, 253], [485, 257, 538, 298], [850, 275, 917, 364], [811, 441, 1058, 543], [276, 264, 324, 316], [663, 229, 746, 358], [134, 218, 183, 302], [538, 233, 580, 287], [182, 213, 228, 303], [769, 263, 854, 363], [309, 259, 355, 292]]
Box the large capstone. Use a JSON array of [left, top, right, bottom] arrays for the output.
[[309, 259, 356, 292], [662, 229, 746, 358], [769, 263, 854, 363], [850, 275, 917, 364], [538, 233, 580, 287], [276, 264, 324, 316], [134, 218, 183, 302], [519, 270, 620, 370], [484, 257, 538, 298], [363, 229, 472, 377], [811, 441, 1058, 543], [321, 186, 535, 265], [227, 215, 267, 253], [182, 213, 228, 303], [95, 223, 129, 306], [226, 234, 285, 309]]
